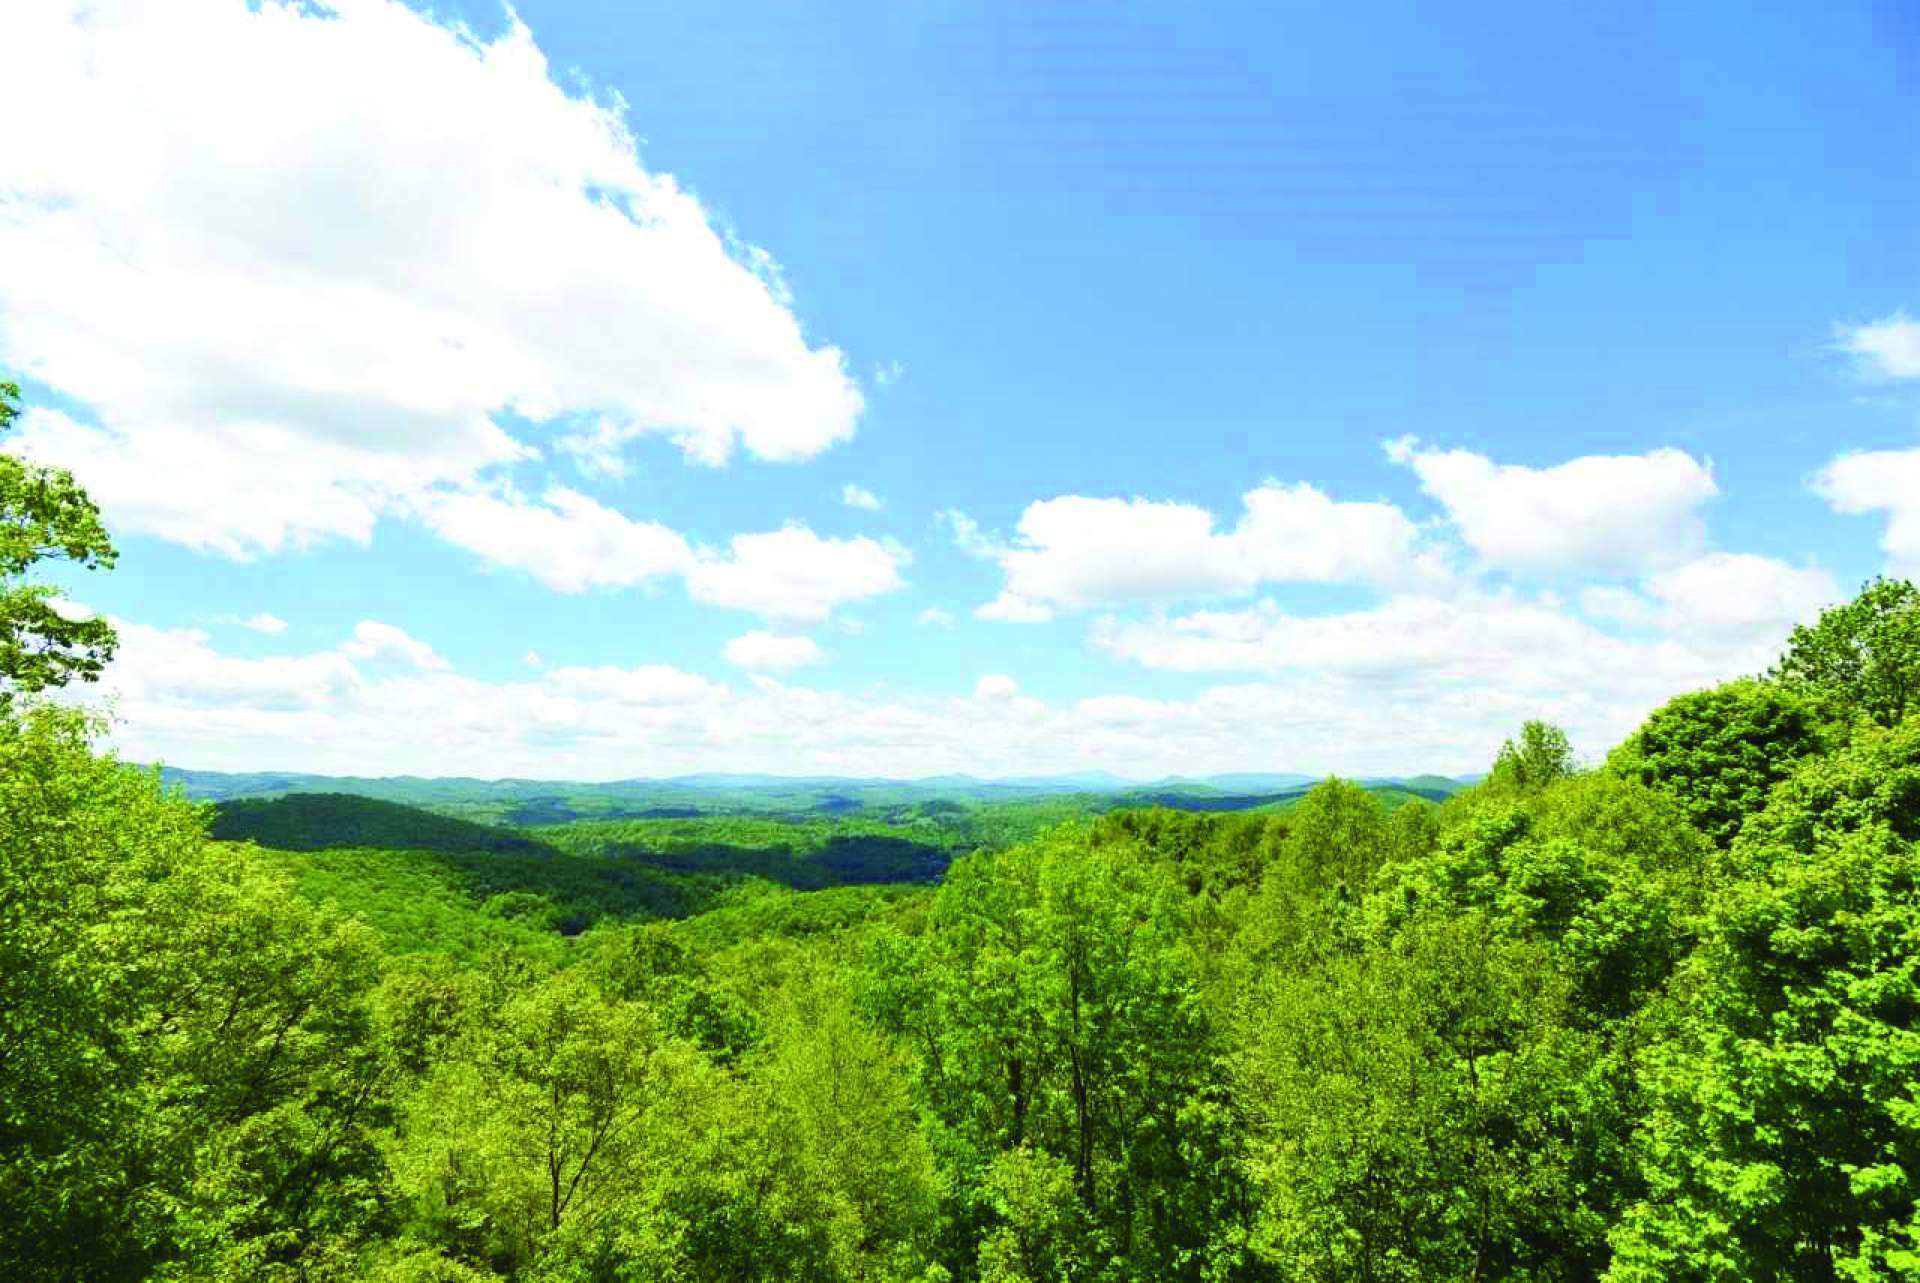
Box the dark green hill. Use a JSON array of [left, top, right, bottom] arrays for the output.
[[209, 792, 554, 855], [255, 845, 695, 949], [538, 816, 958, 887], [210, 795, 701, 941], [210, 796, 955, 943]]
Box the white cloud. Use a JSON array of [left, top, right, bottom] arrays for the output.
[[1579, 586, 1657, 628], [106, 621, 364, 713], [0, 0, 861, 558], [6, 407, 465, 558], [542, 664, 723, 706], [975, 673, 1019, 699], [1092, 589, 1796, 751], [1811, 448, 1920, 577], [941, 509, 1003, 560], [214, 611, 289, 635], [1096, 564, 1832, 679], [724, 631, 826, 673], [841, 483, 883, 511], [916, 607, 956, 629], [976, 593, 1057, 624], [1387, 439, 1717, 575], [523, 650, 544, 669], [1836, 312, 1920, 381], [1641, 553, 1838, 640], [341, 620, 450, 671], [1234, 483, 1445, 584], [1580, 554, 1838, 639], [412, 485, 904, 619], [86, 607, 1778, 781], [414, 485, 693, 592], [685, 525, 907, 624], [1095, 595, 1604, 682], [960, 483, 1438, 621]]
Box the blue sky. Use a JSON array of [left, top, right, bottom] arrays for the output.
[[1, 0, 1917, 778]]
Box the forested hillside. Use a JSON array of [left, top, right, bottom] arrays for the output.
[[9, 576, 1920, 1278], [9, 380, 1920, 1279], [210, 793, 558, 855]]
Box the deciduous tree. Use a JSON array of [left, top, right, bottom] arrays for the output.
[[1774, 576, 1920, 728], [0, 382, 118, 703]]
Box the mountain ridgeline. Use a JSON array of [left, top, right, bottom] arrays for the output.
[[166, 765, 1460, 825], [8, 578, 1920, 1281], [200, 775, 1463, 932]]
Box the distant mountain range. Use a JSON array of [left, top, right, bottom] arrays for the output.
[[156, 765, 1450, 799], [155, 765, 1470, 826]]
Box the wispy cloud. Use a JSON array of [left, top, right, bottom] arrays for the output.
[[1835, 312, 1920, 381], [842, 482, 884, 511], [213, 612, 288, 635]]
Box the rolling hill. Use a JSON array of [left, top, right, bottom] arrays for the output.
[[165, 765, 1468, 825]]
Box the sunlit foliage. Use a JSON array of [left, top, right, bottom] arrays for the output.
[[6, 452, 1920, 1283]]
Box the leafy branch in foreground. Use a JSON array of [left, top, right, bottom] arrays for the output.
[[0, 381, 118, 703]]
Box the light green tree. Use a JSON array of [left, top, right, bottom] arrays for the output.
[[754, 964, 938, 1278], [1237, 913, 1605, 1282], [1609, 719, 1920, 1280], [1608, 678, 1832, 849], [0, 706, 387, 1281], [874, 831, 1239, 1280], [1490, 720, 1577, 792], [1774, 576, 1920, 728], [385, 970, 697, 1270], [1277, 776, 1394, 893], [0, 382, 118, 703], [976, 1146, 1089, 1283]]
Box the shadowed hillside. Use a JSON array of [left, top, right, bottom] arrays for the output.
[[208, 792, 557, 855]]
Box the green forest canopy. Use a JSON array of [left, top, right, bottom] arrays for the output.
[[7, 584, 1920, 1279], [8, 389, 1920, 1280]]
